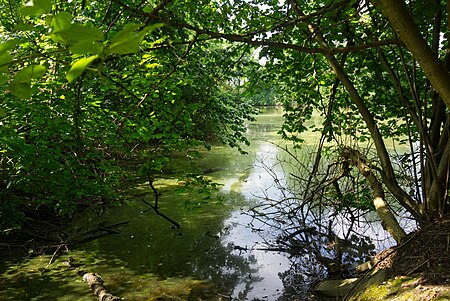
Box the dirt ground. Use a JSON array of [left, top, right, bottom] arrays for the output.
[[357, 216, 450, 300], [374, 216, 450, 284]]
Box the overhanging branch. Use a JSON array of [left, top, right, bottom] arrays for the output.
[[110, 0, 401, 55]]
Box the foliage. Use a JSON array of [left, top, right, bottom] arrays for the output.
[[146, 0, 449, 231], [246, 84, 281, 106], [0, 0, 258, 231], [175, 174, 224, 209], [78, 0, 448, 241], [255, 1, 449, 227], [1, 0, 449, 243]]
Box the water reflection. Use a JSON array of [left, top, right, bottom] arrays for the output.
[[215, 108, 415, 300], [218, 119, 297, 300], [1, 107, 399, 301]]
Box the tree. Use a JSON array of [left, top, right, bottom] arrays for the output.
[[2, 0, 449, 245], [100, 0, 449, 242], [0, 0, 257, 231], [371, 0, 450, 109]]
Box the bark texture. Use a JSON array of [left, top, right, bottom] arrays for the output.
[[371, 0, 450, 109], [79, 271, 121, 301], [427, 139, 450, 213], [341, 148, 407, 243]]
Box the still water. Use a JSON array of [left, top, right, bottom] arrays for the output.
[[0, 108, 398, 300]]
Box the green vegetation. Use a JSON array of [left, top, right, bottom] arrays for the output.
[[0, 0, 259, 231], [2, 1, 450, 299], [352, 276, 450, 301], [1, 0, 450, 270]]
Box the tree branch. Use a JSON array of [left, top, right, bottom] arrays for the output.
[[371, 0, 450, 109], [289, 0, 423, 221], [341, 147, 407, 243], [141, 173, 181, 229], [110, 0, 401, 55]]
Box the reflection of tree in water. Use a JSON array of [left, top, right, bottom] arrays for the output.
[[245, 144, 390, 299], [72, 188, 265, 300], [233, 254, 264, 301], [277, 255, 326, 301], [188, 240, 262, 298]]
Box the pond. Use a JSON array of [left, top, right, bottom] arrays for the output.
[[0, 107, 403, 301]]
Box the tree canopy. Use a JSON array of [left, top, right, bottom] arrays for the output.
[[0, 0, 259, 230], [1, 0, 450, 243]]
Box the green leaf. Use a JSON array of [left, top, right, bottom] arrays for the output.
[[106, 23, 142, 56], [20, 0, 52, 16], [105, 23, 162, 56], [70, 40, 103, 55], [142, 23, 164, 34], [66, 55, 98, 83], [65, 24, 103, 42], [142, 6, 153, 13], [31, 65, 47, 79], [7, 65, 46, 99], [51, 23, 104, 44], [8, 81, 33, 99], [46, 11, 72, 33], [15, 65, 47, 82], [14, 23, 35, 31], [0, 39, 19, 53], [0, 107, 6, 118], [0, 53, 13, 67]]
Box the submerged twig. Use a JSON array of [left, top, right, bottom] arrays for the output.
[[141, 198, 181, 229], [142, 173, 181, 229], [47, 244, 69, 267]]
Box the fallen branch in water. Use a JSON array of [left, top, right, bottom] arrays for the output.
[[68, 221, 129, 245], [141, 198, 181, 228], [232, 244, 291, 253], [141, 172, 181, 229], [1, 216, 129, 260], [44, 221, 129, 267], [78, 270, 121, 301], [47, 244, 69, 267]]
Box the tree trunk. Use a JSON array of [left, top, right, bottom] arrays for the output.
[[341, 148, 407, 243], [289, 0, 423, 221], [427, 139, 450, 215], [371, 0, 450, 109]]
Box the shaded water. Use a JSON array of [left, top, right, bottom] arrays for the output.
[[0, 107, 405, 300], [0, 107, 296, 301]]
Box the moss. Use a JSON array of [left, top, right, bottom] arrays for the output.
[[352, 283, 389, 301], [435, 291, 450, 301], [351, 275, 450, 301]]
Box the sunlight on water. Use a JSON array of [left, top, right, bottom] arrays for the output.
[[0, 107, 412, 301], [205, 107, 295, 300]]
